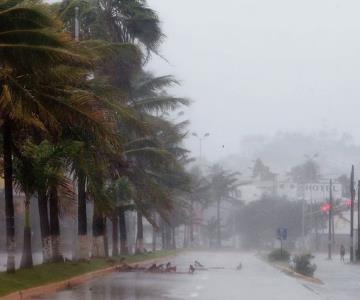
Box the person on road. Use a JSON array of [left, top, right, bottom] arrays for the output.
[[340, 244, 345, 262]]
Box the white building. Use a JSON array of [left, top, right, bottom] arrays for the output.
[[240, 177, 343, 204]]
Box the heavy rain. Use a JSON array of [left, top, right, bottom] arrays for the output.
[[1, 0, 360, 299]]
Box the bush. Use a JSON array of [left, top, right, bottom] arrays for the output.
[[293, 253, 316, 277], [268, 248, 290, 261]]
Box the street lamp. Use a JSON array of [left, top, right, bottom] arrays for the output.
[[74, 7, 80, 42], [192, 132, 210, 160]]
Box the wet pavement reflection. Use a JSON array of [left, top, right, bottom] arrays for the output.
[[37, 252, 320, 300]]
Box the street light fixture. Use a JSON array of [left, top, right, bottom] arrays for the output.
[[192, 132, 210, 160]]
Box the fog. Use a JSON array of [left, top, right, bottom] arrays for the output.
[[3, 0, 360, 298], [148, 0, 360, 161]]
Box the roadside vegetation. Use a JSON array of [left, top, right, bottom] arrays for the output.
[[267, 249, 317, 278], [268, 249, 290, 262], [292, 254, 317, 277]]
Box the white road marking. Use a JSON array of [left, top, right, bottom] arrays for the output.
[[195, 285, 204, 290], [189, 292, 199, 298], [161, 293, 188, 299]]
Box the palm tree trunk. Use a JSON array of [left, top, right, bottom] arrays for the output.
[[152, 226, 156, 252], [38, 190, 51, 262], [161, 219, 166, 249], [172, 226, 176, 250], [135, 211, 144, 254], [111, 212, 119, 256], [20, 194, 33, 268], [92, 203, 105, 257], [104, 218, 109, 258], [161, 219, 171, 250], [165, 223, 171, 250], [118, 207, 128, 254], [77, 172, 88, 260], [183, 225, 188, 248], [3, 119, 15, 273], [152, 212, 157, 252], [49, 186, 62, 261]]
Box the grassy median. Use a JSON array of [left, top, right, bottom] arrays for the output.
[[0, 250, 176, 297]]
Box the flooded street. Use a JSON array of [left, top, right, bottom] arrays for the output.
[[38, 252, 320, 300]]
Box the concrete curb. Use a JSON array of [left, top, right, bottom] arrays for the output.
[[0, 255, 175, 300], [271, 263, 324, 285], [256, 254, 323, 285]]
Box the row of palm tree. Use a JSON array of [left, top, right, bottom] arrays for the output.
[[0, 0, 191, 273]]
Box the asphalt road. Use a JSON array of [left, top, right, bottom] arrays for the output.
[[37, 251, 321, 300]]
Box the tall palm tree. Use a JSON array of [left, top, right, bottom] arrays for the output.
[[56, 1, 190, 258], [0, 0, 89, 272], [208, 165, 240, 247]]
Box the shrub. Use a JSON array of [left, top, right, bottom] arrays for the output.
[[268, 248, 290, 261], [293, 253, 316, 277]]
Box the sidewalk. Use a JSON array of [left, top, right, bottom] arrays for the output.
[[307, 254, 360, 300]]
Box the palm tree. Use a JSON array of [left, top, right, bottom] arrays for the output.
[[0, 0, 89, 272], [208, 165, 240, 248], [118, 70, 190, 253], [58, 0, 163, 54], [55, 1, 190, 259]]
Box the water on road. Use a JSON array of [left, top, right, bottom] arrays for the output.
[[37, 252, 321, 300]]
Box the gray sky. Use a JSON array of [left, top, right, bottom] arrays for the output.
[[147, 0, 360, 160]]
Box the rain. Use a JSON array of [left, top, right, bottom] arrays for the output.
[[1, 0, 360, 299]]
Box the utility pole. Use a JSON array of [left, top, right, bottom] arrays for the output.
[[357, 180, 360, 261], [328, 179, 333, 260], [216, 197, 221, 248], [350, 165, 355, 262], [302, 196, 305, 250]]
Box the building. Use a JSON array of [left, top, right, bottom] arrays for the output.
[[240, 176, 343, 204]]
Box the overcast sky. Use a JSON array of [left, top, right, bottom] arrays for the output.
[[146, 0, 360, 160]]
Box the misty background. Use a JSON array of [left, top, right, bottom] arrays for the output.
[[147, 0, 360, 174]]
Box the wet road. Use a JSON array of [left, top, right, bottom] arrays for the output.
[[38, 252, 320, 300]]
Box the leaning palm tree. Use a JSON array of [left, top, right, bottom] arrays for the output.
[[129, 72, 190, 113], [0, 0, 88, 272], [58, 0, 163, 56], [0, 0, 123, 270]]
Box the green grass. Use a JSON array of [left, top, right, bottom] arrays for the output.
[[0, 250, 176, 297]]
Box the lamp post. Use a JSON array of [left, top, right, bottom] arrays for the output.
[[192, 132, 210, 160], [75, 7, 80, 42]]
